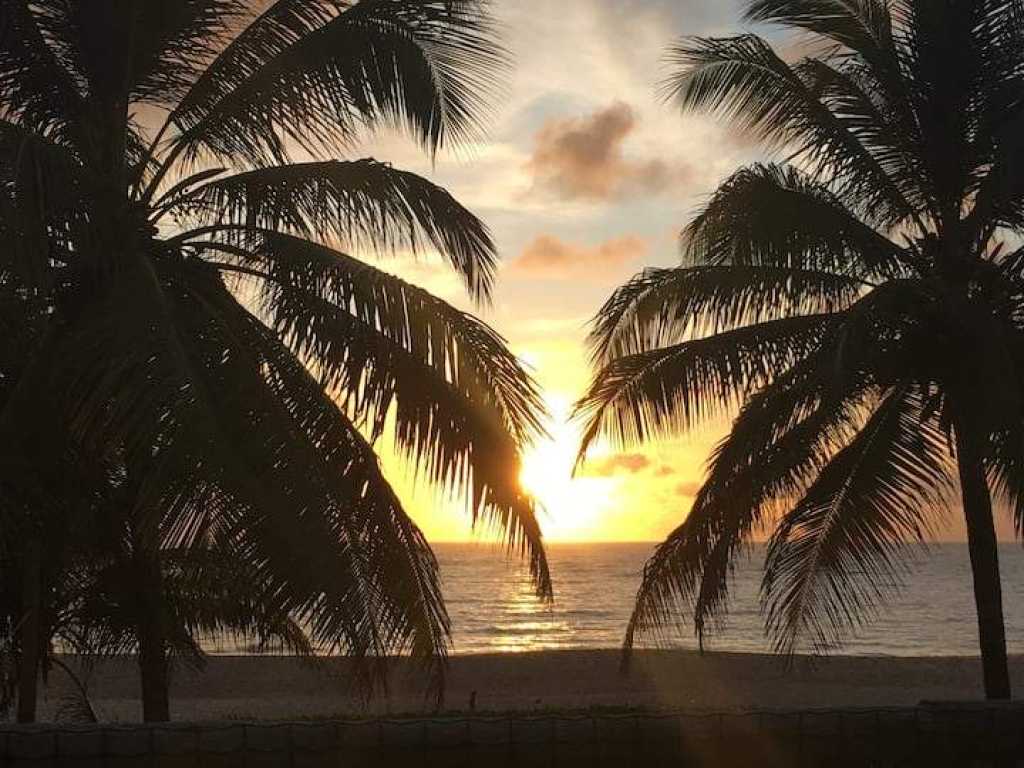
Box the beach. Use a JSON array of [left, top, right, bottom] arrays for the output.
[[34, 651, 1024, 723]]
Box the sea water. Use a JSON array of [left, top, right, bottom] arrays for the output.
[[437, 542, 1024, 656]]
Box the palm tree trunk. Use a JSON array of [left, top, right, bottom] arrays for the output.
[[137, 620, 170, 722], [955, 423, 1011, 700], [133, 551, 171, 722], [16, 538, 42, 723]]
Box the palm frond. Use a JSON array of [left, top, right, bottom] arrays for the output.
[[762, 385, 953, 654], [988, 421, 1024, 538], [49, 657, 98, 724], [190, 233, 551, 598], [897, 2, 1006, 227], [589, 264, 866, 365], [168, 0, 505, 167], [0, 0, 85, 144], [166, 543, 316, 655], [176, 160, 497, 302], [796, 56, 931, 217], [662, 34, 917, 227], [684, 163, 911, 276], [742, 1, 919, 152], [744, 0, 896, 56], [0, 119, 87, 291], [164, 0, 342, 140], [967, 109, 1024, 238], [575, 313, 839, 462], [70, 540, 316, 663], [185, 276, 453, 690], [622, 354, 876, 658], [42, 264, 192, 465], [128, 0, 246, 107]]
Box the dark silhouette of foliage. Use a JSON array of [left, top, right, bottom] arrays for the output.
[[0, 0, 549, 721], [578, 0, 1024, 700]]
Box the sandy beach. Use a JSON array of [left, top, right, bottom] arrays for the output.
[[31, 651, 1024, 723]]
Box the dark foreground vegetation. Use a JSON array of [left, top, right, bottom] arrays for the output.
[[580, 0, 1024, 703], [0, 0, 548, 725]]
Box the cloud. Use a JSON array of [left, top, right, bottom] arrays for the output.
[[585, 453, 652, 477], [595, 0, 739, 26], [675, 481, 702, 498], [508, 234, 648, 279], [654, 465, 676, 478], [526, 102, 680, 201]]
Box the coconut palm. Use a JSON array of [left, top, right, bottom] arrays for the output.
[[59, 523, 319, 706], [1, 493, 311, 722], [54, 464, 323, 721], [577, 0, 1024, 700], [1, 0, 550, 721], [0, 253, 93, 722]]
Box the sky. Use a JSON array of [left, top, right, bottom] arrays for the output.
[[352, 0, 758, 543], [350, 0, 1006, 545]]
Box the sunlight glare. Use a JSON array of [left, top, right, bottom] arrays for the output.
[[519, 396, 621, 541]]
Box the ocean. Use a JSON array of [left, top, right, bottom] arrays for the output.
[[436, 542, 1024, 657]]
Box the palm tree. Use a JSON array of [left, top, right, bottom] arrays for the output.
[[577, 0, 1024, 700], [2, 457, 316, 723], [1, 0, 550, 721], [56, 463, 324, 721], [0, 258, 94, 722], [60, 522, 319, 707]]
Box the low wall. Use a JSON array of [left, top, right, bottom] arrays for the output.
[[3, 704, 1023, 767]]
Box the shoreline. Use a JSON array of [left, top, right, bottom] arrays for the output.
[[30, 650, 1024, 723]]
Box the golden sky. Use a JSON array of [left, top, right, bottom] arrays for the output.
[[354, 0, 1013, 545], [348, 0, 751, 544]]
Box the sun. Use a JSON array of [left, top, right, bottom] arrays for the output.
[[518, 396, 621, 541]]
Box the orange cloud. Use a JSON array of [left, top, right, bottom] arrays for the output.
[[508, 234, 648, 278], [676, 481, 702, 498], [584, 452, 652, 477], [527, 102, 678, 201], [654, 465, 676, 478]]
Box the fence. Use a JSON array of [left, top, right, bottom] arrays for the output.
[[3, 703, 1024, 767]]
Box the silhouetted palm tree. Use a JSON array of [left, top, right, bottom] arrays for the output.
[[1, 497, 308, 720], [1, 0, 549, 721], [578, 0, 1024, 700], [62, 529, 318, 694], [57, 465, 323, 719], [0, 256, 94, 722]]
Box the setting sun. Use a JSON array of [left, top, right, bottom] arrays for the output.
[[518, 397, 621, 541]]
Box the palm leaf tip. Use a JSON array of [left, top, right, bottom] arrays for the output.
[[472, 482, 553, 602], [761, 387, 952, 655], [171, 160, 499, 304], [621, 522, 703, 668]]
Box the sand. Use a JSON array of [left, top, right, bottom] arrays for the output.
[[26, 651, 1024, 723]]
